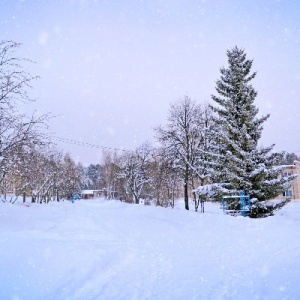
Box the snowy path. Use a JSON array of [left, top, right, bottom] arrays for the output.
[[1, 199, 300, 299]]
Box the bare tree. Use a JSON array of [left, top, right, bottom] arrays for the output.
[[191, 104, 221, 212], [0, 41, 39, 106], [155, 96, 202, 210], [119, 143, 152, 204], [101, 150, 123, 199], [149, 148, 181, 207], [58, 153, 83, 199], [0, 40, 49, 200]]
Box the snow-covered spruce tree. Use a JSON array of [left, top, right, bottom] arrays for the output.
[[211, 46, 294, 217]]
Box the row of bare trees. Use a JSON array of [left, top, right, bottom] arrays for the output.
[[82, 97, 217, 209], [3, 143, 83, 203], [83, 145, 182, 207]]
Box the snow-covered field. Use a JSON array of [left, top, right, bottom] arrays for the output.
[[0, 199, 300, 300]]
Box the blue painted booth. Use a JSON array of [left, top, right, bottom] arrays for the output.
[[221, 190, 251, 216]]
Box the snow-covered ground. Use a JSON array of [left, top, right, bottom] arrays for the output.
[[1, 199, 300, 300]]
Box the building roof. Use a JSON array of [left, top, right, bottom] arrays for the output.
[[81, 189, 106, 195], [81, 190, 95, 195]]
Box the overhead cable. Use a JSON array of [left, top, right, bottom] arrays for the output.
[[53, 136, 127, 152]]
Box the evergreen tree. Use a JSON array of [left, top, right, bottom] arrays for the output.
[[211, 46, 294, 215], [85, 164, 102, 189], [279, 151, 300, 165]]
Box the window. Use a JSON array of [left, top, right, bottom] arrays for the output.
[[282, 172, 292, 177], [283, 190, 293, 197]]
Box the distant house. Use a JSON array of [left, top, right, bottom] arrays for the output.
[[81, 189, 106, 199], [278, 161, 300, 199]]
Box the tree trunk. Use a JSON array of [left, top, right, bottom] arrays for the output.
[[191, 177, 198, 212], [172, 192, 175, 209], [200, 197, 205, 213], [195, 195, 199, 212], [184, 165, 189, 210], [133, 194, 139, 204]]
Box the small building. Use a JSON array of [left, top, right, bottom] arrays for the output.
[[278, 161, 300, 200], [81, 189, 106, 199]]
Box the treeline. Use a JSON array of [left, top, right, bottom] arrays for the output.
[[82, 96, 297, 212], [82, 99, 221, 209], [280, 152, 300, 165], [82, 145, 181, 207]]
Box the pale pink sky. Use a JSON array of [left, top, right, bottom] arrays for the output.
[[1, 0, 300, 164]]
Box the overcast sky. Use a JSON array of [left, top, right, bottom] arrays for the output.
[[1, 0, 300, 165]]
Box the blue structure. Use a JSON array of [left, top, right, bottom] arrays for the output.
[[221, 190, 251, 216], [71, 194, 79, 203]]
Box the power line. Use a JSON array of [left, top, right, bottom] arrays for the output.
[[53, 136, 127, 152], [54, 136, 300, 156]]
